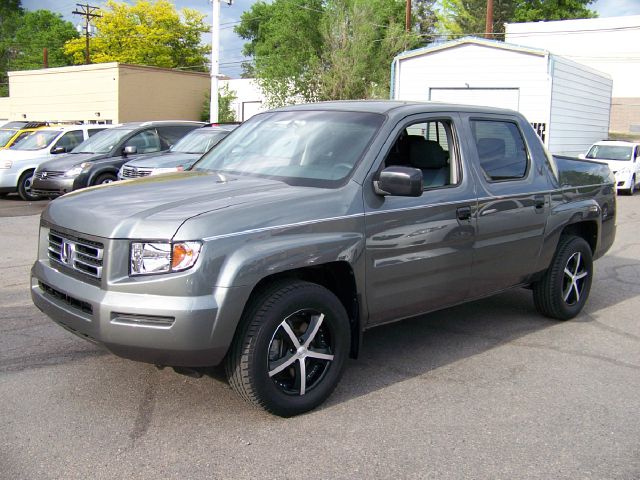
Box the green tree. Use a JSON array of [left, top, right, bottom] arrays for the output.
[[1, 3, 78, 96], [64, 0, 210, 70], [439, 0, 597, 39], [11, 10, 78, 70], [235, 0, 324, 106], [235, 0, 420, 106], [200, 85, 237, 123], [513, 0, 597, 22], [317, 0, 416, 101], [439, 0, 516, 38], [0, 0, 23, 95]]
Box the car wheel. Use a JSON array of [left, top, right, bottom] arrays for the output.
[[17, 170, 39, 201], [533, 235, 593, 320], [627, 176, 635, 195], [94, 173, 117, 185], [226, 280, 350, 417]]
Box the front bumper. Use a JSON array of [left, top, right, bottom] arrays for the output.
[[613, 172, 633, 191], [31, 259, 230, 366], [31, 176, 75, 197]]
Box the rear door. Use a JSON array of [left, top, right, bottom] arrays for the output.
[[459, 113, 551, 297], [363, 113, 477, 325]]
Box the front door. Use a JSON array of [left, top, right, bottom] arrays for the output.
[[363, 114, 477, 326]]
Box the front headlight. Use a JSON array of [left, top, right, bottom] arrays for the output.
[[65, 162, 92, 177], [130, 241, 202, 276], [0, 160, 12, 169]]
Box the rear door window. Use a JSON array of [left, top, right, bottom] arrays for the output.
[[157, 126, 199, 147], [471, 120, 529, 181]]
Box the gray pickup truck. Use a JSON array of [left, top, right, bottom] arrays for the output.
[[31, 101, 616, 416]]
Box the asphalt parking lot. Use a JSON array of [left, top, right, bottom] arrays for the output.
[[1, 192, 639, 480]]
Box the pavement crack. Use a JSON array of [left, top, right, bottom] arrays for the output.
[[128, 371, 158, 446]]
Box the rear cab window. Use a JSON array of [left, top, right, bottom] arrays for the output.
[[471, 120, 529, 181]]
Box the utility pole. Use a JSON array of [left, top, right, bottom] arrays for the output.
[[485, 0, 494, 39], [210, 0, 232, 124], [405, 0, 411, 32], [72, 3, 101, 65]]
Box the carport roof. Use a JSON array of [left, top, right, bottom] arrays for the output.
[[394, 36, 549, 62]]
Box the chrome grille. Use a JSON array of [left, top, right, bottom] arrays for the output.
[[121, 166, 153, 179], [35, 171, 65, 180], [48, 231, 104, 279]]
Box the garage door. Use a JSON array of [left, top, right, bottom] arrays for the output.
[[429, 88, 520, 111]]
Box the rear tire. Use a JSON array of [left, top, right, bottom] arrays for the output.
[[17, 170, 39, 201], [533, 235, 593, 320], [225, 280, 350, 417]]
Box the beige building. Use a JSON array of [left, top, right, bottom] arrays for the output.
[[0, 63, 210, 124]]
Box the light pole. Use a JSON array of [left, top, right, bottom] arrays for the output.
[[210, 0, 232, 124]]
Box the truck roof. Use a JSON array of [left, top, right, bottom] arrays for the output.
[[274, 100, 520, 116]]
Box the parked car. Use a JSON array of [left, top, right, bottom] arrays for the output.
[[31, 102, 616, 416], [118, 124, 237, 180], [0, 124, 108, 200], [581, 140, 640, 195], [32, 121, 204, 198], [0, 121, 50, 150]]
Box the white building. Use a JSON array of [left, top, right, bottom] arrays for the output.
[[391, 37, 612, 156], [220, 78, 266, 122], [505, 15, 640, 135]]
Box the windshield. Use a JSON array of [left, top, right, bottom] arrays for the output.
[[193, 111, 384, 187], [586, 145, 633, 161], [10, 129, 60, 150], [171, 130, 229, 154], [0, 129, 17, 146], [72, 128, 134, 154]]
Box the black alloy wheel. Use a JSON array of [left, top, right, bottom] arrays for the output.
[[226, 280, 350, 417], [533, 235, 593, 320]]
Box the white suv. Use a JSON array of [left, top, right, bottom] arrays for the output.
[[582, 140, 640, 195], [0, 124, 108, 200]]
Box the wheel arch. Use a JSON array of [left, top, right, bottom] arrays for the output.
[[237, 262, 362, 359], [559, 220, 598, 253], [87, 167, 119, 186]]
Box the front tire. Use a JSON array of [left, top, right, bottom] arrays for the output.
[[94, 173, 117, 185], [17, 170, 39, 201], [626, 176, 635, 196], [533, 235, 593, 320], [226, 280, 350, 417]]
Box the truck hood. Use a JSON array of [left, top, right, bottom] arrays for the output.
[[124, 152, 201, 169], [42, 171, 335, 239], [39, 152, 108, 171]]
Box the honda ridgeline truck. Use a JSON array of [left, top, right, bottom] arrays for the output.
[[31, 102, 616, 416]]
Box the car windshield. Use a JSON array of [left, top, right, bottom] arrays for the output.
[[586, 145, 633, 161], [171, 130, 229, 154], [0, 129, 17, 146], [192, 111, 384, 187], [72, 128, 134, 154], [9, 130, 60, 150]]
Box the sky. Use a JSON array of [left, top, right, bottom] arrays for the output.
[[21, 0, 640, 78]]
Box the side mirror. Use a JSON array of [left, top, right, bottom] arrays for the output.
[[578, 153, 586, 160], [51, 146, 66, 154], [374, 166, 423, 197], [123, 145, 137, 156]]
